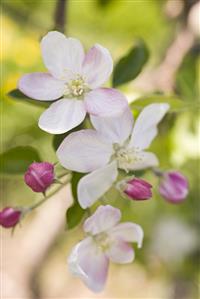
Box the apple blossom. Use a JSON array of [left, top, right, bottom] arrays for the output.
[[57, 103, 169, 208], [18, 31, 128, 134], [24, 162, 55, 193], [0, 207, 21, 228], [159, 170, 188, 203], [68, 205, 143, 292]]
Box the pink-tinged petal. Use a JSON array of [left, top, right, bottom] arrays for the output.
[[39, 99, 86, 134], [84, 88, 128, 117], [57, 129, 113, 173], [129, 103, 170, 150], [128, 151, 159, 171], [83, 204, 121, 234], [82, 44, 113, 89], [68, 237, 109, 293], [78, 162, 118, 209], [90, 107, 133, 144], [41, 31, 84, 80], [106, 239, 135, 264], [109, 222, 144, 248], [18, 73, 65, 101]]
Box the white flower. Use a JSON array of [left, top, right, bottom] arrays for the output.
[[68, 205, 143, 292], [18, 31, 128, 134], [57, 103, 169, 208]]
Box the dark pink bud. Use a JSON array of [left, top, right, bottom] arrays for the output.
[[159, 171, 188, 203], [24, 162, 55, 193], [0, 207, 21, 228], [123, 178, 152, 200]]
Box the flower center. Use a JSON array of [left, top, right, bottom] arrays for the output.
[[63, 76, 89, 98], [113, 144, 142, 172], [93, 232, 111, 251]]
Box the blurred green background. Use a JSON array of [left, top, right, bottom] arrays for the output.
[[1, 0, 199, 298]]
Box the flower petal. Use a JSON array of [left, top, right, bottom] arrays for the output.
[[109, 222, 144, 248], [68, 237, 109, 293], [90, 107, 133, 144], [78, 162, 118, 209], [84, 88, 128, 117], [57, 129, 113, 172], [129, 103, 170, 150], [39, 99, 86, 134], [106, 239, 135, 264], [128, 151, 159, 171], [83, 204, 121, 234], [82, 44, 113, 89], [18, 73, 65, 101], [41, 31, 84, 80]]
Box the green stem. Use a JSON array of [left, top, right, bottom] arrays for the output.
[[26, 175, 71, 212], [57, 170, 71, 178], [151, 167, 163, 177]]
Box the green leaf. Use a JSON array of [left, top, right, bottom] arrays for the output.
[[52, 119, 93, 151], [130, 94, 186, 112], [66, 172, 85, 229], [175, 48, 199, 102], [112, 39, 149, 87], [0, 146, 41, 175], [53, 133, 68, 151], [66, 203, 85, 230], [98, 0, 113, 7], [8, 89, 51, 108]]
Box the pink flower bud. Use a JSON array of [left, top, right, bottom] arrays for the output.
[[0, 207, 21, 228], [24, 162, 55, 193], [123, 178, 152, 200], [159, 171, 188, 203]]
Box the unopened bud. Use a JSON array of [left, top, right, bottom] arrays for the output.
[[24, 162, 55, 193], [159, 171, 188, 203], [122, 178, 152, 201], [0, 207, 21, 228]]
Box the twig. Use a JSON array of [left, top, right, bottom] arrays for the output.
[[53, 0, 67, 33]]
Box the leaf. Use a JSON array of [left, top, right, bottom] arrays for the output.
[[175, 48, 199, 102], [0, 146, 41, 175], [66, 203, 85, 230], [8, 89, 50, 108], [112, 39, 149, 87], [130, 94, 186, 112], [98, 0, 113, 7], [52, 121, 91, 151], [66, 172, 85, 229], [53, 133, 69, 151]]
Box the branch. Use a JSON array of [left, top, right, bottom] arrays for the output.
[[134, 26, 195, 93], [53, 0, 67, 33]]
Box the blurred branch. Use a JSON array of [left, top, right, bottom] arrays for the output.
[[1, 185, 72, 299], [53, 0, 67, 33], [134, 0, 198, 93], [134, 26, 195, 93]]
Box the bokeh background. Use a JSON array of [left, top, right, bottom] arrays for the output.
[[1, 0, 200, 298]]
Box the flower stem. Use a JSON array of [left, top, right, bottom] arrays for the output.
[[151, 167, 163, 177], [26, 174, 71, 212]]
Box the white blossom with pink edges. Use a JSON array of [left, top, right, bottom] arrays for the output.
[[18, 31, 128, 134], [68, 205, 143, 292]]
